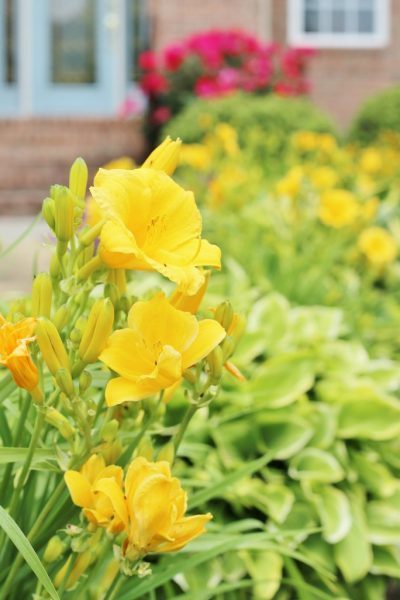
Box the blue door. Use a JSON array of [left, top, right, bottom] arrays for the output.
[[0, 0, 18, 115], [0, 0, 129, 117]]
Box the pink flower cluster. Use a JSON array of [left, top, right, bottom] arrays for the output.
[[135, 29, 315, 126]]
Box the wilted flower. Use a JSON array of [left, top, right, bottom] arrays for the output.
[[0, 315, 38, 391], [99, 293, 226, 406]]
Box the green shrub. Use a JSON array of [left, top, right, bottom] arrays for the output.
[[164, 93, 336, 163], [349, 86, 400, 145]]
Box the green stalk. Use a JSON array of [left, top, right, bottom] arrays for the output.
[[173, 403, 198, 454]]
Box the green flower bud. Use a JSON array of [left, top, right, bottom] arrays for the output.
[[55, 368, 75, 398], [214, 301, 234, 332], [54, 186, 74, 243], [206, 345, 224, 384], [78, 298, 114, 364], [78, 371, 92, 394], [69, 157, 88, 200], [45, 407, 75, 440], [100, 419, 119, 442], [32, 272, 52, 318], [53, 304, 69, 332], [42, 197, 55, 230], [36, 318, 70, 376], [43, 536, 66, 563]]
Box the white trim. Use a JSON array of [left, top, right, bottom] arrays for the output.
[[287, 0, 390, 49]]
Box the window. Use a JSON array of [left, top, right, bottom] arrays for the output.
[[287, 0, 390, 48]]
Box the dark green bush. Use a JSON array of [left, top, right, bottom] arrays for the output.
[[163, 92, 336, 160], [349, 86, 400, 145]]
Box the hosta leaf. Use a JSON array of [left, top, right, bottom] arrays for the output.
[[259, 417, 313, 460], [371, 546, 400, 578], [334, 494, 372, 583], [289, 449, 344, 483], [261, 483, 295, 524], [352, 451, 398, 498], [249, 353, 315, 408], [337, 396, 400, 440], [307, 404, 337, 449], [242, 550, 283, 599], [367, 498, 400, 545], [315, 486, 351, 544]]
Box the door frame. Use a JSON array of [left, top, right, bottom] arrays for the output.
[[0, 0, 127, 117]]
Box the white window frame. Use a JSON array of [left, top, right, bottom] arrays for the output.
[[287, 0, 390, 49]]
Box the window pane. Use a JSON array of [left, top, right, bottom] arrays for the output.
[[127, 0, 151, 81], [304, 9, 319, 32], [358, 9, 374, 32], [5, 0, 16, 83], [332, 9, 346, 32], [51, 0, 96, 84]]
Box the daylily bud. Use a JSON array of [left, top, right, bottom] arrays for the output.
[[78, 299, 114, 364], [221, 335, 235, 362], [45, 407, 75, 440], [79, 371, 92, 394], [43, 535, 66, 563], [31, 273, 52, 319], [142, 136, 181, 176], [104, 282, 120, 307], [42, 197, 55, 230], [117, 293, 132, 314], [214, 301, 234, 332], [69, 156, 88, 200], [157, 439, 175, 464], [206, 345, 224, 383], [70, 327, 83, 344], [101, 439, 123, 464], [100, 419, 119, 442], [55, 549, 96, 590], [110, 269, 127, 295], [55, 367, 75, 398], [183, 368, 197, 385], [136, 437, 153, 460], [53, 304, 69, 332], [230, 314, 246, 345], [79, 221, 104, 247], [76, 242, 95, 269], [53, 185, 75, 243], [50, 252, 61, 279], [36, 318, 70, 376]]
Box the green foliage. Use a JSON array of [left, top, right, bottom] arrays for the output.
[[164, 93, 336, 167], [349, 85, 400, 145]]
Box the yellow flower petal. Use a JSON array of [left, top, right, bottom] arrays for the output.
[[64, 471, 94, 508], [93, 478, 129, 528], [182, 320, 226, 369], [128, 294, 199, 354], [158, 514, 212, 552], [99, 329, 155, 379], [81, 454, 106, 485], [170, 272, 210, 314], [105, 376, 164, 406]]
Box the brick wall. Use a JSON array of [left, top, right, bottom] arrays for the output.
[[0, 118, 145, 215], [149, 0, 400, 129]]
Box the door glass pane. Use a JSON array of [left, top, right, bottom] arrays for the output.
[[4, 0, 16, 83], [127, 0, 151, 81], [50, 0, 96, 84], [358, 9, 374, 32]]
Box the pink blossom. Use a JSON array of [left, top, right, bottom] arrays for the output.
[[152, 106, 171, 124], [140, 72, 168, 95], [138, 50, 158, 71], [163, 44, 186, 71]]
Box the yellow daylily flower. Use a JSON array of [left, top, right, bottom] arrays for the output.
[[0, 315, 38, 391], [358, 227, 397, 265], [98, 456, 212, 560], [141, 136, 181, 175], [64, 454, 125, 533], [99, 293, 226, 406], [90, 167, 221, 294], [319, 189, 359, 228], [169, 271, 210, 314]]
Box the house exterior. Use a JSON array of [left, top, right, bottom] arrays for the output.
[[0, 0, 398, 213], [148, 0, 396, 129]]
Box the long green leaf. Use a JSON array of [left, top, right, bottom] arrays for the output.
[[188, 453, 273, 510], [0, 505, 59, 600], [0, 213, 41, 259], [0, 447, 56, 465]]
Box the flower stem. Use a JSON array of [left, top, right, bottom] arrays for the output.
[[173, 403, 198, 454]]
